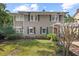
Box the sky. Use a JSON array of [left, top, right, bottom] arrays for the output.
[[5, 3, 79, 16]]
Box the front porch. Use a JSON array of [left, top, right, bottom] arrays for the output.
[[50, 22, 64, 37]]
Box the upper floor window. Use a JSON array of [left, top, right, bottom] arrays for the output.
[[59, 15, 62, 22], [15, 21, 23, 27], [50, 15, 59, 22], [24, 15, 28, 20], [31, 15, 33, 21], [14, 15, 24, 21], [29, 15, 39, 22], [35, 15, 38, 21], [13, 15, 16, 20], [55, 15, 58, 21], [19, 15, 24, 21], [51, 15, 55, 21]]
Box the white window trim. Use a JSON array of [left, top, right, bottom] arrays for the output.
[[15, 15, 24, 21], [42, 28, 47, 34], [29, 27, 34, 34], [51, 15, 59, 22], [30, 15, 38, 22], [57, 15, 59, 22], [15, 27, 23, 33], [51, 15, 55, 22]]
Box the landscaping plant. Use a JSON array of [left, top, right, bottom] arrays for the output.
[[47, 33, 58, 42]]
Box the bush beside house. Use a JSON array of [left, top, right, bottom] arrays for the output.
[[47, 33, 58, 41]]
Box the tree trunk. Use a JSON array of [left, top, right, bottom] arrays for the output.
[[66, 44, 70, 56], [63, 47, 65, 56], [66, 47, 69, 56]]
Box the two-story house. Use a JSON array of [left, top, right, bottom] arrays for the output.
[[11, 11, 66, 36]]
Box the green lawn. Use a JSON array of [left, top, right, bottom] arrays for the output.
[[0, 39, 57, 56]]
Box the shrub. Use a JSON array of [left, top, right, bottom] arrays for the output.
[[0, 26, 20, 40], [47, 33, 58, 41], [6, 34, 17, 40], [25, 34, 48, 39], [35, 34, 47, 39], [0, 27, 5, 40], [56, 46, 64, 55], [0, 32, 5, 40]]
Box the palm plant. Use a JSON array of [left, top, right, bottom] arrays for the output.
[[64, 14, 75, 23]]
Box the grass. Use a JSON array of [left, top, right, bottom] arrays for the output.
[[0, 39, 57, 56]]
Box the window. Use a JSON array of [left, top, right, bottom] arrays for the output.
[[42, 28, 47, 34], [42, 29, 46, 34], [28, 27, 36, 34], [40, 27, 48, 34], [15, 15, 24, 21], [29, 28, 34, 34], [16, 28, 23, 33], [30, 15, 38, 22], [19, 28, 23, 33], [55, 15, 58, 21], [13, 15, 16, 20], [51, 15, 58, 22], [24, 15, 27, 20], [35, 15, 38, 21], [30, 15, 34, 22], [51, 16, 55, 21], [51, 15, 55, 22], [59, 15, 62, 22], [31, 15, 33, 20]]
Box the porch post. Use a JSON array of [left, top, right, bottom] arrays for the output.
[[52, 24, 54, 33]]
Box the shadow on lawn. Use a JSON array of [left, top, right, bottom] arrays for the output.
[[37, 50, 55, 56], [0, 48, 5, 51], [13, 40, 55, 49], [0, 39, 55, 50]]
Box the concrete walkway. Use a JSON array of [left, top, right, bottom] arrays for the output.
[[72, 41, 79, 47], [70, 41, 79, 56]]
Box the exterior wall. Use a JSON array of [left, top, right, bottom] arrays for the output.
[[11, 12, 65, 36], [74, 13, 79, 23], [74, 13, 79, 19]]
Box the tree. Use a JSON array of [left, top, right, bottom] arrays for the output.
[[64, 14, 75, 23], [59, 23, 79, 56], [0, 3, 12, 28], [58, 14, 79, 56], [0, 3, 17, 40]]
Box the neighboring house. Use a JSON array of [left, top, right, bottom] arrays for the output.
[[11, 11, 67, 36], [74, 9, 79, 24]]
